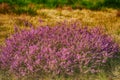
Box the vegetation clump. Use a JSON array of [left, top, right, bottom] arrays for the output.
[[0, 23, 119, 77]]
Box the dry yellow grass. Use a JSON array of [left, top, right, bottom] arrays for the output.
[[0, 8, 120, 45]]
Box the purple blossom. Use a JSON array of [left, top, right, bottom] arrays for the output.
[[0, 22, 119, 77]]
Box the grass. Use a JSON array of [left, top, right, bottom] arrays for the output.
[[0, 70, 119, 80], [0, 8, 120, 80], [0, 0, 120, 15], [0, 8, 120, 44], [1, 0, 120, 9]]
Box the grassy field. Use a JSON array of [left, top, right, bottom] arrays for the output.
[[0, 7, 120, 80]]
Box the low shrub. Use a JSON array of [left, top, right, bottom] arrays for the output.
[[0, 23, 119, 77]]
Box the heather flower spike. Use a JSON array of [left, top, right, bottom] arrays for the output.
[[14, 25, 20, 32]]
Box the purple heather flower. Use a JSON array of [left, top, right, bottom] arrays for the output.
[[0, 22, 119, 77]]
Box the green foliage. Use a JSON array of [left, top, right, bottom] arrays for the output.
[[1, 0, 28, 6], [0, 0, 120, 15], [104, 0, 120, 8], [0, 0, 120, 9], [78, 0, 103, 10], [12, 6, 37, 15]]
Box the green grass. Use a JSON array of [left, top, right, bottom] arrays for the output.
[[0, 69, 119, 80], [0, 0, 120, 15], [12, 6, 37, 15], [1, 0, 119, 9]]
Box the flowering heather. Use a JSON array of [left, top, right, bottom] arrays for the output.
[[0, 23, 119, 76]]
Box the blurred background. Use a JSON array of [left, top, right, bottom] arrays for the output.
[[0, 0, 120, 14]]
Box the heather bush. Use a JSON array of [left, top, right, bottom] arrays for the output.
[[0, 23, 119, 77]]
